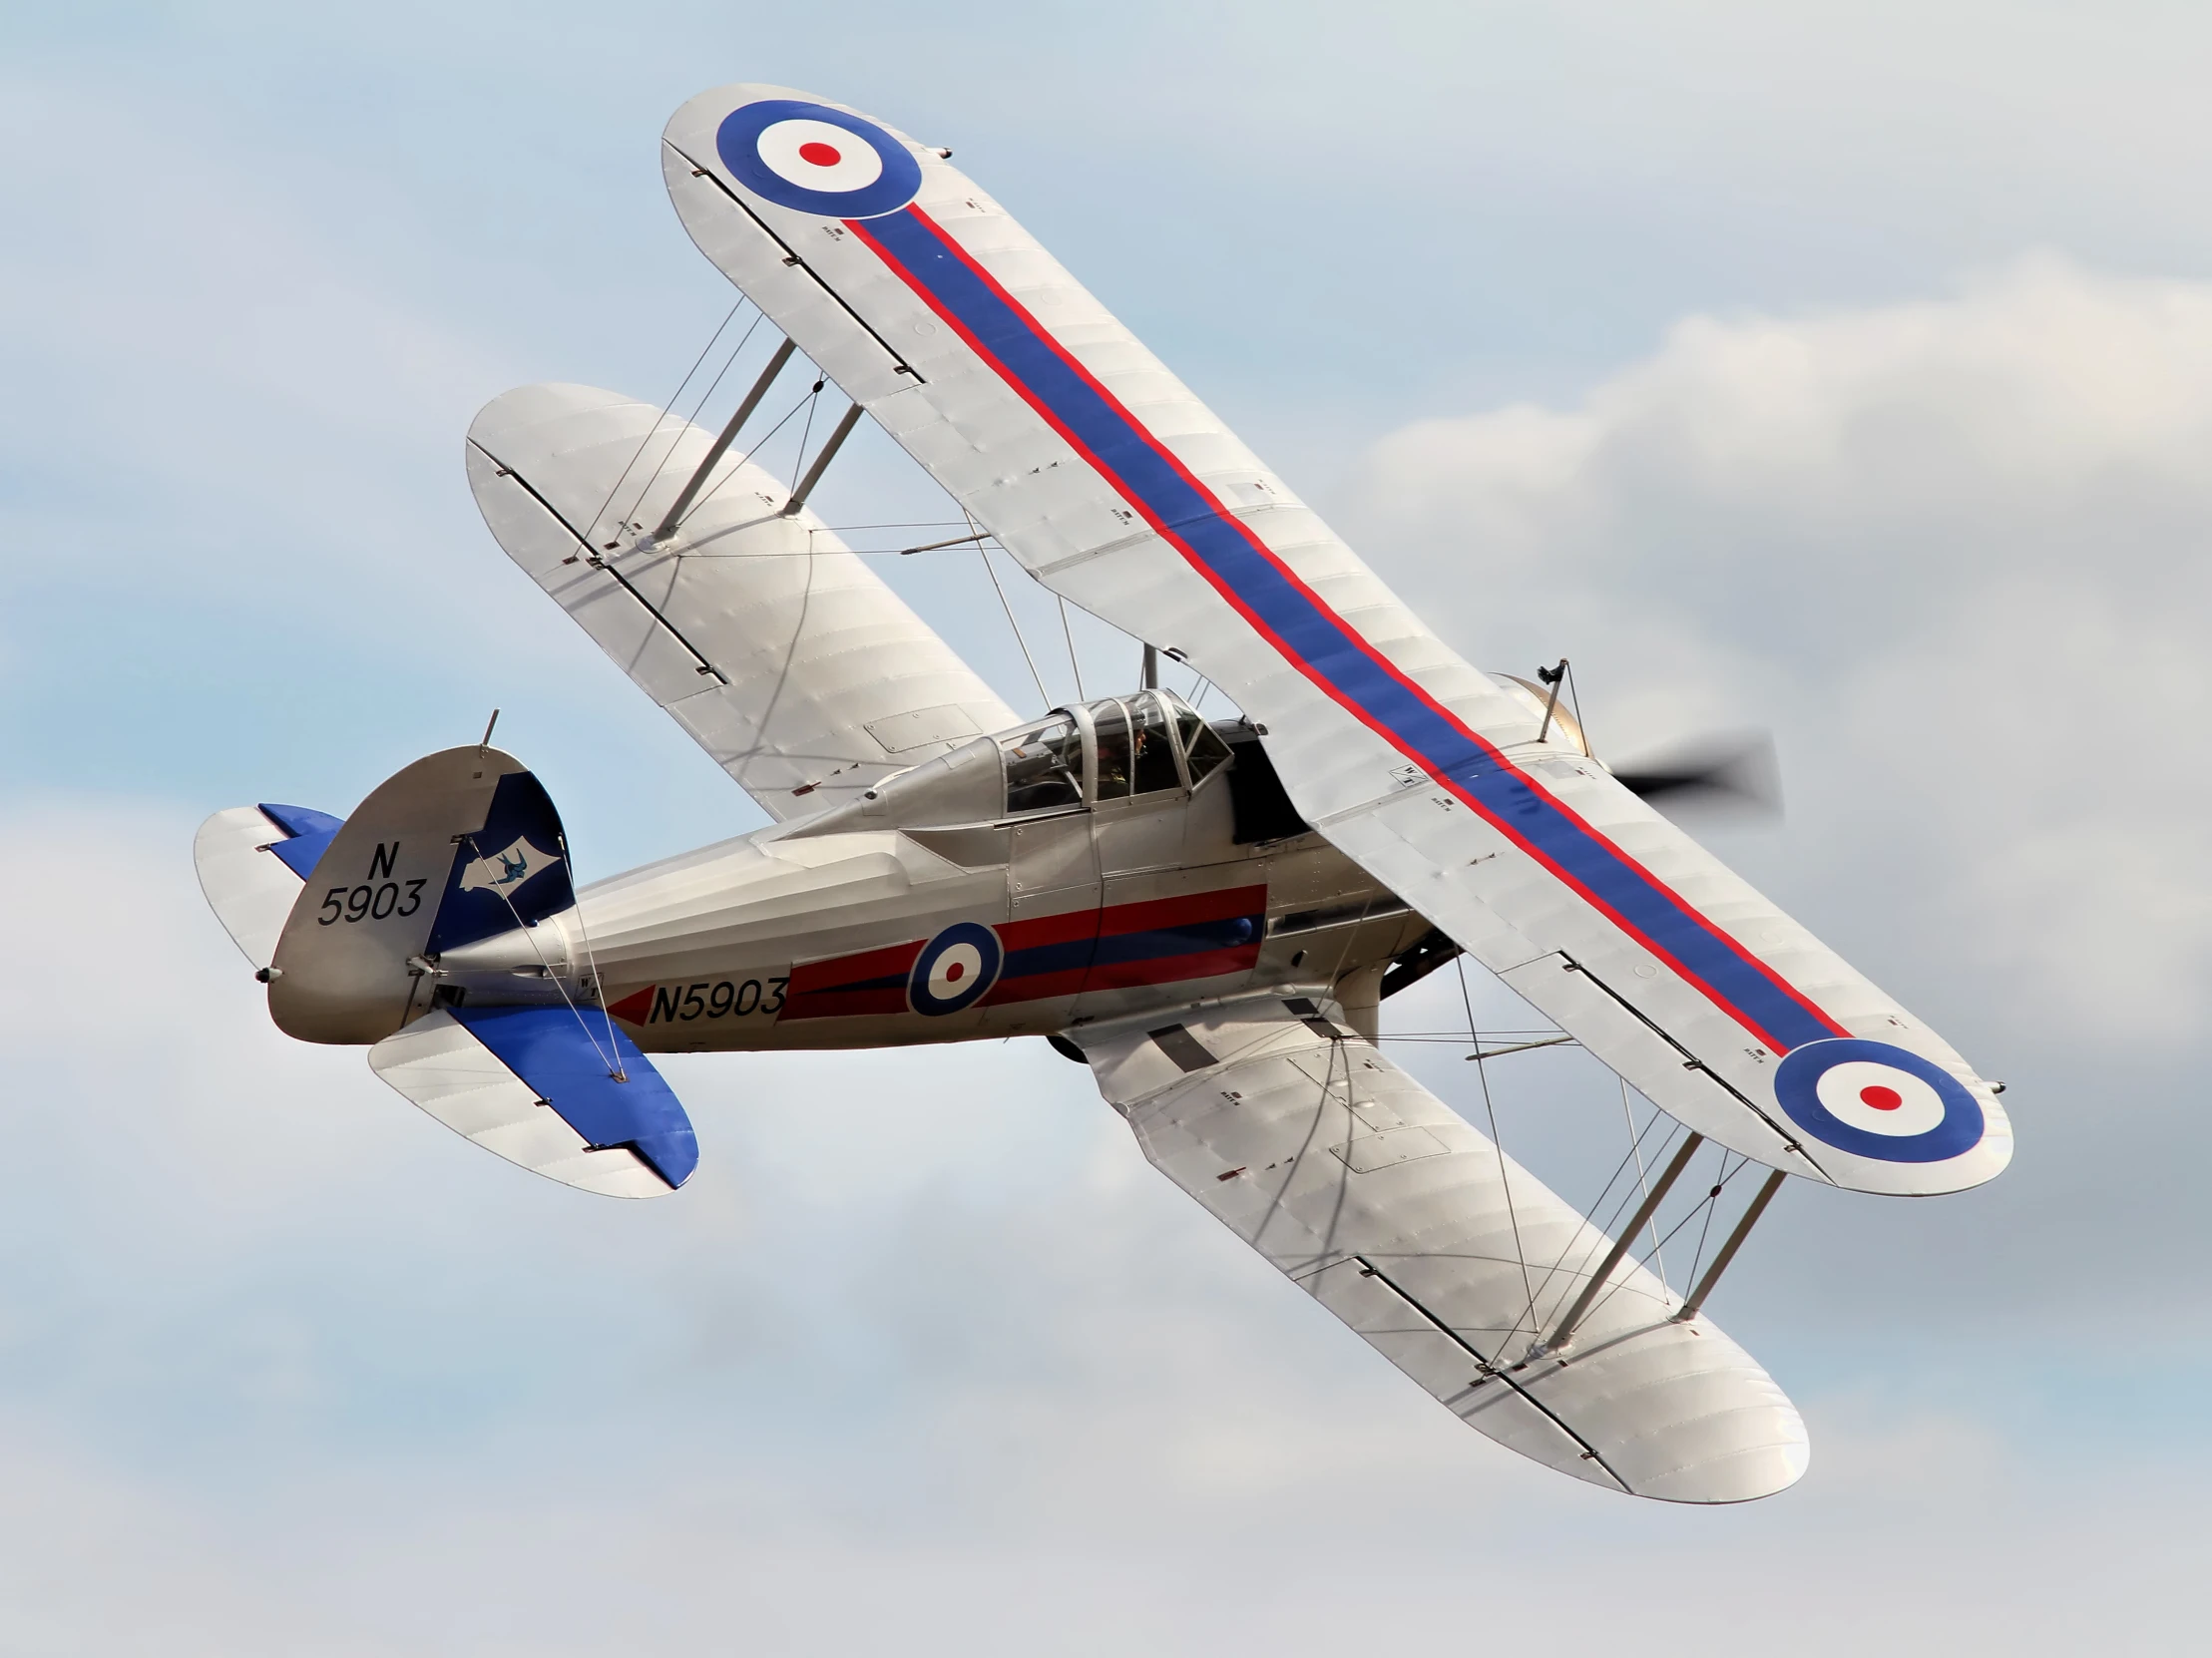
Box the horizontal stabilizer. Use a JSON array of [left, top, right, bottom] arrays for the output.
[[259, 803, 344, 878], [369, 1006, 697, 1196], [194, 802, 347, 971]]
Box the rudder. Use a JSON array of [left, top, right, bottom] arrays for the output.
[[265, 746, 575, 1043]]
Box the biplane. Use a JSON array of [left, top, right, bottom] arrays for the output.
[[195, 84, 2011, 1504]]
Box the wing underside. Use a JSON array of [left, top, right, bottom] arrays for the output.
[[652, 82, 2011, 1196], [1079, 995, 1808, 1502]]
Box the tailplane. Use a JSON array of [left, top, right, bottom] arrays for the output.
[[198, 746, 698, 1197], [370, 1006, 697, 1196], [194, 802, 346, 971]]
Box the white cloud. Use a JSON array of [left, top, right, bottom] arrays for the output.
[[1354, 256, 2212, 1043]]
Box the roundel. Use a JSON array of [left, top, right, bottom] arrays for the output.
[[714, 99, 923, 218], [908, 922, 1004, 1017], [1772, 1037, 1985, 1164]]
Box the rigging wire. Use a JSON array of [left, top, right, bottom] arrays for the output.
[[457, 832, 618, 1076], [1459, 957, 1539, 1349], [612, 311, 769, 536], [1531, 1108, 1684, 1318], [1058, 596, 1087, 700], [969, 510, 1053, 711], [786, 377, 825, 496], [580, 300, 747, 550], [1680, 1150, 1747, 1295], [1621, 1076, 1668, 1284], [1580, 1145, 1756, 1328], [818, 520, 972, 533], [1381, 1029, 1561, 1037], [563, 875, 623, 1073], [1592, 1118, 1685, 1250], [682, 315, 766, 424], [670, 378, 827, 530]]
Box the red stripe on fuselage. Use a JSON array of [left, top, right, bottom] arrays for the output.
[[778, 884, 1270, 1021]]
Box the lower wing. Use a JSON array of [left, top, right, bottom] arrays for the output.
[[1075, 994, 1808, 1503]]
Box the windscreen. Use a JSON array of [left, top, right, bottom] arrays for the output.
[[1001, 718, 1083, 813], [1093, 696, 1182, 798]]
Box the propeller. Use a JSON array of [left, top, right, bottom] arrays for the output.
[[1609, 731, 1782, 818]]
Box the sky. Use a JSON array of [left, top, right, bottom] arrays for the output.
[[4, 2, 2211, 1651]]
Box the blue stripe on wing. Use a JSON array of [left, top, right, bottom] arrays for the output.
[[855, 207, 1839, 1056]]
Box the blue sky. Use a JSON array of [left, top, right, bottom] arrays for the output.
[[5, 3, 2211, 1651]]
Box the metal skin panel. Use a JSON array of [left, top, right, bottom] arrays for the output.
[[465, 383, 1018, 821], [657, 82, 2010, 1197], [1079, 996, 1810, 1503], [368, 1010, 676, 1199]]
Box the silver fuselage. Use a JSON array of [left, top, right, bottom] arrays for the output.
[[436, 704, 1427, 1050]]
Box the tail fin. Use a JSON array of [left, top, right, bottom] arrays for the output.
[[264, 746, 574, 1044], [245, 744, 700, 1196]]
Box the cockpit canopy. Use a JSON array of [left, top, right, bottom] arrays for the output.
[[787, 688, 1242, 838], [999, 689, 1232, 816]]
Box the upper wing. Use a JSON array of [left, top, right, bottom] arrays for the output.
[[656, 83, 2010, 1196], [466, 382, 1019, 821], [1077, 995, 1808, 1503]]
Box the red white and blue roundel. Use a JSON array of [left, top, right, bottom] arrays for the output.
[[908, 922, 1004, 1017], [1772, 1037, 1985, 1164], [715, 99, 924, 219]]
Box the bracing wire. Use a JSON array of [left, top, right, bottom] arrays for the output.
[[1621, 1076, 1669, 1284], [1592, 1118, 1684, 1252], [1531, 1107, 1684, 1316], [683, 315, 765, 427], [672, 379, 825, 530], [786, 377, 825, 496], [612, 311, 767, 534], [1058, 596, 1087, 700], [968, 510, 1053, 711], [581, 300, 746, 549], [562, 873, 623, 1071], [1580, 1145, 1755, 1328], [1459, 957, 1539, 1347], [1680, 1151, 1747, 1295], [456, 832, 618, 1076]]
